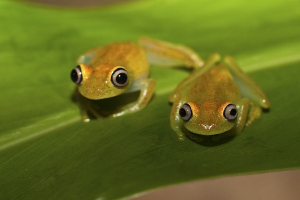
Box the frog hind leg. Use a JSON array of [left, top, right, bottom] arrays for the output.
[[224, 56, 270, 109], [110, 78, 156, 118], [139, 37, 204, 69]]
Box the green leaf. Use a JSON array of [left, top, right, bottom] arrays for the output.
[[1, 0, 300, 199]]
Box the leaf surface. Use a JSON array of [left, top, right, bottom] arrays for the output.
[[0, 0, 300, 199]]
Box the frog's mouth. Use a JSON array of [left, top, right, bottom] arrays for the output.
[[183, 120, 236, 136], [183, 124, 220, 136], [182, 126, 236, 143]]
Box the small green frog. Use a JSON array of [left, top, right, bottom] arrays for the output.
[[70, 37, 203, 121], [170, 54, 270, 141]]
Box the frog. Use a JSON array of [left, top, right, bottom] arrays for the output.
[[169, 53, 270, 141], [70, 37, 204, 122]]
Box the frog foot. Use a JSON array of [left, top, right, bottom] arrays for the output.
[[73, 88, 104, 121], [246, 103, 262, 126]]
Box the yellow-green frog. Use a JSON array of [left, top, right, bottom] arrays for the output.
[[70, 37, 204, 121], [170, 54, 270, 141]]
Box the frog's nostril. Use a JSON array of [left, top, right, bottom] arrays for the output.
[[70, 65, 82, 84]]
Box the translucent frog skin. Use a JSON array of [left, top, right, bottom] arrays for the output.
[[170, 54, 270, 141], [70, 37, 203, 121]]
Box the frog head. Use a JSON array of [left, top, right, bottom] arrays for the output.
[[179, 101, 238, 135], [70, 64, 130, 99]]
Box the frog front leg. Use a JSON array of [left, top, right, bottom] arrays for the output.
[[170, 100, 186, 140], [212, 98, 250, 141], [72, 87, 104, 122], [111, 78, 156, 118], [139, 37, 204, 68]]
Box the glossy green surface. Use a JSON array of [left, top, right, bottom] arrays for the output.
[[0, 0, 300, 199]]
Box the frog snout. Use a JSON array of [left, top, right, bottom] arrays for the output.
[[200, 123, 216, 131], [197, 123, 220, 135], [186, 122, 217, 135]]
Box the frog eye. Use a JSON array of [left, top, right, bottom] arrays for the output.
[[223, 104, 238, 121], [179, 103, 193, 121], [111, 68, 129, 87], [70, 65, 82, 84]]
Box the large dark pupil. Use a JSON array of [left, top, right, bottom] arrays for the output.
[[179, 108, 187, 117], [116, 73, 128, 84], [230, 109, 237, 116], [71, 69, 79, 83]]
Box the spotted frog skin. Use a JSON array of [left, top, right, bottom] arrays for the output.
[[170, 54, 270, 141], [70, 37, 204, 121]]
